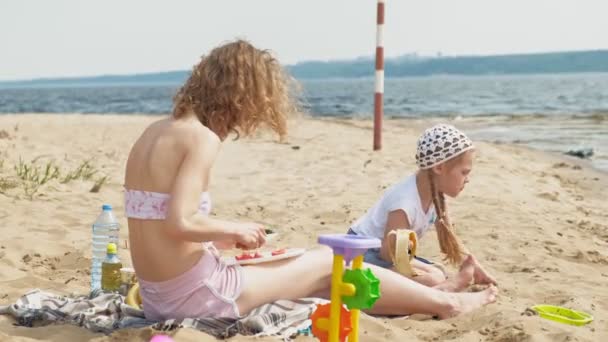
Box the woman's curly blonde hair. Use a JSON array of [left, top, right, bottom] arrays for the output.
[[172, 39, 299, 140]]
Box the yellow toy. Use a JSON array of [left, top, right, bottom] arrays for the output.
[[387, 229, 418, 277], [311, 234, 382, 342], [126, 282, 142, 309]]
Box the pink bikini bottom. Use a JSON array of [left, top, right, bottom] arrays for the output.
[[138, 251, 243, 320]]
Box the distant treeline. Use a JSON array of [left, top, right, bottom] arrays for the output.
[[289, 50, 608, 78], [2, 50, 607, 87]]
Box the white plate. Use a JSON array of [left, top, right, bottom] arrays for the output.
[[223, 248, 306, 266], [266, 233, 279, 242]]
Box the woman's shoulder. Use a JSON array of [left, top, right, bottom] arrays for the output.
[[167, 120, 220, 151], [191, 123, 220, 146], [182, 124, 221, 166]]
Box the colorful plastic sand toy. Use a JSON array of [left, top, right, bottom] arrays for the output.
[[150, 334, 175, 342], [311, 234, 382, 342]]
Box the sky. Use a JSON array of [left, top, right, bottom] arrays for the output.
[[1, 0, 607, 81]]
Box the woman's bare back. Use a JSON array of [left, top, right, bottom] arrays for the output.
[[124, 117, 215, 281]]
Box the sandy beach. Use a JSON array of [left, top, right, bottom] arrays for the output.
[[0, 113, 606, 341]]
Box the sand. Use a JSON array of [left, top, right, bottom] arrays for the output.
[[0, 114, 606, 341]]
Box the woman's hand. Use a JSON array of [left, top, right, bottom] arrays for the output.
[[234, 222, 267, 250], [211, 240, 236, 250]]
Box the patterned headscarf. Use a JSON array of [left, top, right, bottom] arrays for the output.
[[415, 124, 474, 169]]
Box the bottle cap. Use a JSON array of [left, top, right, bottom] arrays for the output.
[[107, 243, 117, 254], [102, 204, 112, 211]]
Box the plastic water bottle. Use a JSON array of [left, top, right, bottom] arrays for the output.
[[91, 204, 120, 292], [101, 243, 123, 292]]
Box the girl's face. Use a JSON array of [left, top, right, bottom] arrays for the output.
[[433, 150, 474, 198]]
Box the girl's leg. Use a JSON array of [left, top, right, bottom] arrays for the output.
[[381, 235, 467, 291], [406, 255, 476, 292], [236, 246, 498, 318], [408, 258, 447, 287], [431, 255, 475, 292], [362, 245, 451, 288]]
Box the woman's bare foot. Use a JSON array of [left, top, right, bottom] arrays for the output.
[[438, 285, 499, 319], [433, 255, 475, 292]]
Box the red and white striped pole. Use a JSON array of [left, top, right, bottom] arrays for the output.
[[373, 0, 385, 151]]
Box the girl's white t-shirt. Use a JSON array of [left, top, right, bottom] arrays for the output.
[[351, 174, 436, 240]]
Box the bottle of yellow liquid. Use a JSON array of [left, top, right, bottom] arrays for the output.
[[101, 243, 122, 292]]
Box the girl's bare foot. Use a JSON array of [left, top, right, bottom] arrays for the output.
[[438, 285, 499, 319], [433, 254, 475, 292], [462, 254, 498, 286]]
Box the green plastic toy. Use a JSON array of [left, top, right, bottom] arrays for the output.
[[531, 305, 593, 326], [341, 268, 381, 310]]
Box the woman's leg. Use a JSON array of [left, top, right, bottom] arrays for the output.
[[363, 261, 497, 318], [236, 246, 334, 316], [235, 246, 498, 319]]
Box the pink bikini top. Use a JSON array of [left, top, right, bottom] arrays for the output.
[[124, 188, 212, 220]]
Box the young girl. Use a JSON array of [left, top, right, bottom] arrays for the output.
[[124, 40, 497, 322], [348, 124, 497, 291]]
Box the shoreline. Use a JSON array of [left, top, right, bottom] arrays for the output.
[[1, 112, 605, 172], [311, 114, 608, 175], [1, 112, 606, 175]]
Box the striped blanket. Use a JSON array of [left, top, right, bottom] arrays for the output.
[[0, 289, 326, 340]]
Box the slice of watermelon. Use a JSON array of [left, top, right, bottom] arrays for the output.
[[271, 248, 286, 256], [236, 253, 254, 261]]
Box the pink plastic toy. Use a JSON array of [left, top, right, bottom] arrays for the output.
[[150, 335, 174, 342]]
